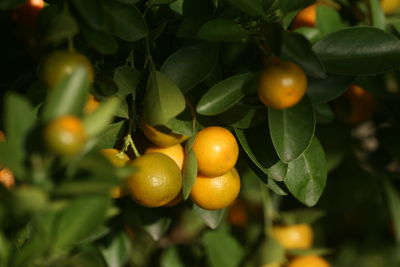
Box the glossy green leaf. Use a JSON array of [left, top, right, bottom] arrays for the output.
[[81, 25, 119, 55], [316, 5, 346, 38], [103, 0, 148, 41], [44, 12, 79, 45], [114, 66, 140, 97], [70, 0, 106, 31], [269, 96, 315, 163], [307, 74, 354, 104], [42, 68, 90, 122], [193, 204, 226, 229], [225, 0, 266, 17], [101, 232, 132, 267], [161, 43, 219, 92], [142, 71, 186, 126], [202, 229, 244, 267], [53, 196, 109, 249], [0, 0, 25, 9], [198, 19, 250, 42], [161, 247, 185, 267], [182, 145, 197, 200], [196, 72, 255, 116], [284, 137, 327, 207], [313, 26, 400, 75], [83, 97, 120, 138]]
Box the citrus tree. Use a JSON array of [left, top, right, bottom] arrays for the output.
[[1, 0, 400, 266]]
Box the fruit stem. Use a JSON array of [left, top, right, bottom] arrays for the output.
[[123, 134, 141, 158]]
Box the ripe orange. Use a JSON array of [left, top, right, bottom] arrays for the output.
[[44, 116, 86, 156], [192, 126, 239, 177], [190, 168, 240, 210], [11, 0, 44, 28], [287, 255, 330, 267], [40, 50, 94, 90], [258, 61, 307, 110], [100, 148, 130, 198], [271, 224, 313, 250], [292, 4, 317, 29], [126, 153, 182, 208], [0, 168, 15, 189], [381, 0, 400, 14], [141, 121, 188, 147], [144, 143, 185, 170], [333, 85, 376, 124], [84, 94, 100, 115]]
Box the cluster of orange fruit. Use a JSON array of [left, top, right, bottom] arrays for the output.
[[101, 123, 241, 210]]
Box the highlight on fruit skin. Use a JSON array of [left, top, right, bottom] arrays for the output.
[[258, 61, 307, 110], [144, 143, 185, 170], [271, 224, 314, 250], [192, 126, 239, 177], [141, 120, 188, 148], [0, 168, 15, 189], [190, 168, 241, 210]]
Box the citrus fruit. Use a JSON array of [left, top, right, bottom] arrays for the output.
[[164, 193, 183, 207], [271, 224, 313, 250], [40, 50, 94, 90], [287, 255, 330, 267], [0, 168, 15, 189], [44, 116, 86, 156], [192, 126, 239, 177], [144, 143, 185, 170], [84, 94, 100, 115], [11, 0, 44, 28], [100, 148, 130, 198], [381, 0, 400, 14], [292, 4, 317, 29], [190, 168, 240, 210], [141, 120, 188, 147], [126, 152, 182, 208], [228, 200, 248, 228], [258, 61, 307, 110]]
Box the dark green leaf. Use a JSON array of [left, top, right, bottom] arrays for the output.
[[316, 5, 346, 38], [114, 66, 140, 97], [284, 137, 327, 207], [70, 0, 106, 31], [313, 26, 400, 75], [214, 103, 266, 129], [115, 0, 140, 4], [53, 196, 109, 248], [161, 247, 185, 267], [225, 0, 266, 17], [44, 12, 78, 45], [165, 103, 196, 136], [280, 208, 325, 224], [193, 204, 226, 229], [81, 25, 119, 55], [198, 19, 250, 42], [142, 71, 186, 126], [95, 121, 125, 149], [383, 178, 400, 244], [307, 74, 354, 104], [197, 72, 255, 116], [269, 96, 315, 163], [101, 232, 132, 267], [104, 0, 148, 41], [139, 208, 172, 241], [279, 0, 314, 15], [182, 148, 197, 200], [42, 68, 90, 122], [161, 43, 219, 93], [0, 0, 25, 9], [202, 228, 244, 267]]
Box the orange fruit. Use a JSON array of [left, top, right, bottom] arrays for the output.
[[44, 116, 86, 156], [228, 200, 248, 228], [271, 224, 313, 250], [190, 168, 240, 210], [287, 255, 330, 267], [11, 0, 44, 28], [381, 0, 400, 14], [292, 4, 317, 29], [333, 85, 376, 124], [0, 168, 15, 189], [100, 148, 130, 198], [84, 94, 100, 115], [192, 126, 239, 177], [144, 143, 185, 170], [141, 121, 188, 147], [258, 61, 307, 110], [126, 153, 182, 208]]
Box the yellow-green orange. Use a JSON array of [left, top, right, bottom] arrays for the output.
[[271, 224, 313, 250], [145, 143, 185, 170], [287, 255, 330, 267]]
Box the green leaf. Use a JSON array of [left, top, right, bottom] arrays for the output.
[[193, 204, 226, 229], [165, 104, 196, 136], [307, 74, 354, 104], [235, 125, 287, 181], [44, 12, 79, 45], [81, 25, 119, 55], [258, 238, 285, 265], [383, 178, 400, 244], [269, 96, 315, 163], [284, 137, 327, 207], [313, 26, 400, 75], [225, 0, 266, 17], [142, 71, 186, 126], [96, 121, 125, 149], [196, 72, 255, 116], [70, 0, 106, 31], [279, 208, 325, 225], [139, 208, 172, 241], [114, 66, 140, 97], [103, 0, 148, 42], [202, 228, 244, 267], [115, 0, 140, 4], [198, 19, 250, 42], [42, 68, 90, 122], [83, 97, 120, 138], [161, 43, 219, 93], [316, 5, 346, 38], [0, 0, 25, 9], [279, 0, 314, 15], [182, 147, 198, 200], [53, 196, 109, 249], [368, 0, 385, 30], [214, 103, 266, 129], [161, 247, 185, 267], [101, 232, 132, 267]]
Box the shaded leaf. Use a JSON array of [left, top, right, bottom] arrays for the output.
[[198, 19, 250, 42], [193, 204, 225, 229]]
